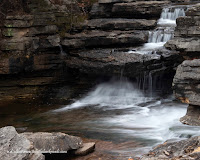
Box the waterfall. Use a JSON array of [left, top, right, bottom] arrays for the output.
[[148, 28, 173, 43], [160, 8, 185, 20], [59, 45, 66, 55], [129, 6, 186, 55]]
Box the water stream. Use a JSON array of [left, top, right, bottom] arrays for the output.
[[51, 78, 200, 158], [0, 3, 199, 160]]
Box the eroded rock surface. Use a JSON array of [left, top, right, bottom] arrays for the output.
[[180, 105, 200, 126], [141, 136, 200, 160]]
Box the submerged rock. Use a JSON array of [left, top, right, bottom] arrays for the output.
[[141, 136, 200, 160]]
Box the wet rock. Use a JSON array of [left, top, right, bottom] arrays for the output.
[[180, 105, 200, 126], [0, 126, 44, 160], [21, 132, 83, 153], [62, 30, 148, 49], [74, 142, 95, 156], [173, 59, 200, 106], [65, 48, 182, 78], [84, 18, 157, 31], [141, 136, 200, 160]]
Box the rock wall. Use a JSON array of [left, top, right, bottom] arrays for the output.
[[0, 0, 185, 102], [165, 3, 200, 126]]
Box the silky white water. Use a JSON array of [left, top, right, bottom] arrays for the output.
[[128, 6, 186, 54], [53, 79, 200, 157]]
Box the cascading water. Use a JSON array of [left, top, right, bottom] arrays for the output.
[[51, 78, 200, 158], [128, 6, 186, 55]]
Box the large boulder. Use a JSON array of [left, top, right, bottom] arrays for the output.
[[20, 132, 83, 153], [0, 126, 44, 160], [141, 136, 200, 160]]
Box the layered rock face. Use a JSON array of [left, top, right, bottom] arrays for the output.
[[165, 3, 200, 59], [0, 0, 184, 102], [165, 3, 200, 125]]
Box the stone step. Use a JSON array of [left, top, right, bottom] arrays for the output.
[[75, 142, 95, 156], [84, 18, 157, 31], [62, 30, 148, 49]]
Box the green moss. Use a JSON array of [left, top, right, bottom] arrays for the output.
[[3, 27, 13, 37]]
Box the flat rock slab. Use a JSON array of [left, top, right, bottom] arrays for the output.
[[75, 142, 95, 156], [112, 1, 170, 19], [65, 48, 182, 78], [141, 136, 200, 160], [62, 30, 148, 49], [84, 18, 157, 30], [21, 132, 83, 154], [0, 126, 44, 160]]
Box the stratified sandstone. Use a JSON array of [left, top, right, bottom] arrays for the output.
[[173, 59, 200, 106], [62, 30, 148, 49], [165, 3, 200, 59]]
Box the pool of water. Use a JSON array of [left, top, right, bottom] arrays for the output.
[[1, 78, 200, 159]]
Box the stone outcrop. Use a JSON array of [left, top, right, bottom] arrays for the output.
[[173, 59, 200, 106], [0, 126, 44, 160], [141, 136, 200, 160], [165, 3, 200, 59], [180, 105, 200, 126], [165, 3, 200, 125], [65, 48, 182, 78]]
